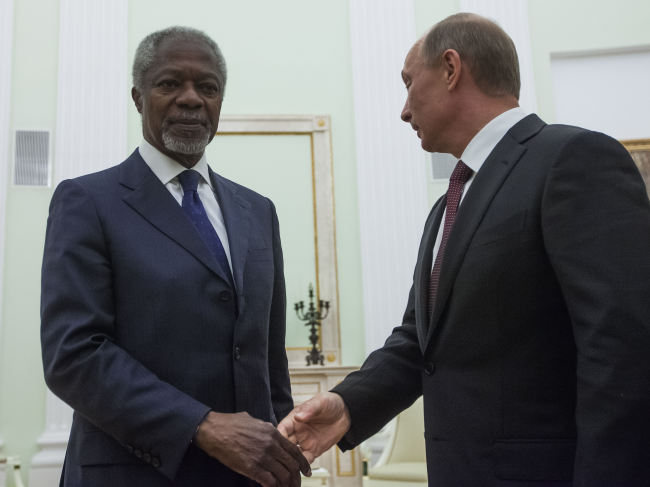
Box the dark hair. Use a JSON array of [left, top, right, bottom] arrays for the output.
[[132, 26, 227, 94], [421, 13, 520, 99]]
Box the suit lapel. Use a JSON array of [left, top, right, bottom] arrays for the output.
[[210, 169, 251, 299], [415, 195, 445, 354], [424, 114, 546, 349], [119, 150, 228, 282]]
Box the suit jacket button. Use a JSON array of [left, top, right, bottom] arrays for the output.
[[234, 346, 241, 360], [134, 448, 143, 459], [151, 457, 161, 468], [143, 452, 151, 463], [424, 362, 435, 375], [219, 290, 231, 301]]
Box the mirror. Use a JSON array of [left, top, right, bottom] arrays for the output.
[[208, 115, 340, 366]]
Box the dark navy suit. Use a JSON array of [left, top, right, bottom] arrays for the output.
[[334, 115, 650, 486], [41, 149, 291, 486]]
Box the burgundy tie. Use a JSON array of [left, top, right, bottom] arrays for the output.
[[428, 160, 473, 318]]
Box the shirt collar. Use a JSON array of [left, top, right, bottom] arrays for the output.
[[459, 106, 528, 174], [138, 138, 213, 188]]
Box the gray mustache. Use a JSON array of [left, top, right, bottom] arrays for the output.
[[163, 113, 209, 125]]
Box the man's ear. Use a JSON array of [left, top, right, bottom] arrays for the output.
[[441, 49, 462, 91], [131, 87, 143, 114]]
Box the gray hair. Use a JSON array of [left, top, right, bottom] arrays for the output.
[[132, 26, 227, 94], [421, 13, 520, 99]]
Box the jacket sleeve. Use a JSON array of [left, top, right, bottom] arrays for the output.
[[266, 200, 293, 423], [542, 131, 650, 484], [332, 276, 425, 449], [331, 200, 445, 449], [41, 179, 210, 480]]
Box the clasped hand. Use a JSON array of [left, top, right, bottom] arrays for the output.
[[277, 392, 352, 464], [195, 410, 311, 487]]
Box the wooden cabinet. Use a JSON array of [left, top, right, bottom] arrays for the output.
[[290, 366, 362, 487]]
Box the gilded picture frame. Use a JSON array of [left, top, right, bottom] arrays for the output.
[[621, 138, 650, 199]]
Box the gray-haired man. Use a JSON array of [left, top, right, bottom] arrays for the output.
[[41, 26, 310, 487]]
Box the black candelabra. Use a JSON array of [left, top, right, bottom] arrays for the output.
[[294, 283, 329, 366]]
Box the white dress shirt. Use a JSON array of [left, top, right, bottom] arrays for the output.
[[431, 107, 528, 266], [138, 139, 233, 273]]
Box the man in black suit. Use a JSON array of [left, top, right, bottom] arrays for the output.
[[279, 13, 650, 486], [41, 26, 310, 487]]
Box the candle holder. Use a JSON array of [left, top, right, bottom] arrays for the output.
[[294, 283, 329, 366]]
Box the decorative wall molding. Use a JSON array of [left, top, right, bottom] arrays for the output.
[[551, 43, 650, 59], [31, 2, 128, 485], [551, 47, 650, 140], [459, 0, 538, 113], [52, 0, 128, 185], [349, 0, 429, 354], [0, 0, 14, 462]]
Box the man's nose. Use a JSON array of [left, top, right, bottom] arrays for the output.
[[401, 98, 411, 122], [176, 82, 203, 108]]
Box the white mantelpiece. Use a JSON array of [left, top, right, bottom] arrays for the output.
[[290, 366, 362, 487]]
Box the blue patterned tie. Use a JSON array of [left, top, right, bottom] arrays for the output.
[[177, 170, 233, 285]]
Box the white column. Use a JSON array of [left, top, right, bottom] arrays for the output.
[[459, 0, 537, 113], [28, 394, 73, 487], [30, 2, 128, 485], [0, 0, 15, 464], [349, 0, 429, 354], [52, 0, 129, 185]]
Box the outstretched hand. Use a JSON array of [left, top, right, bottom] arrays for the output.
[[277, 392, 352, 463], [194, 411, 311, 487]]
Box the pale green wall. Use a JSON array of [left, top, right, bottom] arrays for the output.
[[0, 0, 60, 471]]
